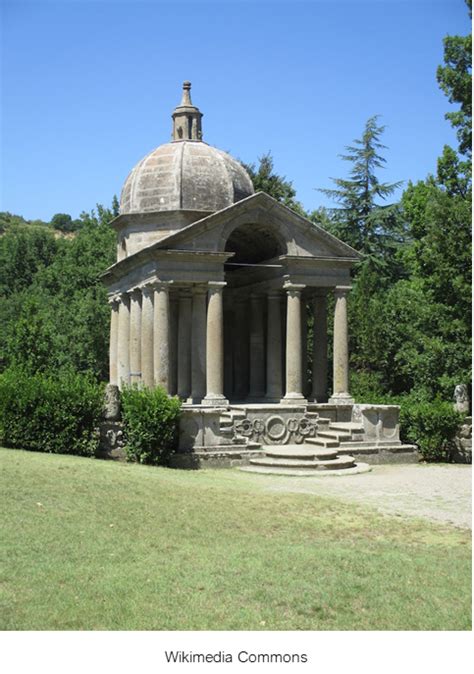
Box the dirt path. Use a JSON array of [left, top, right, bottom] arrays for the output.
[[258, 464, 472, 529]]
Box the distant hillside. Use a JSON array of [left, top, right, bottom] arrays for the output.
[[0, 211, 83, 237]]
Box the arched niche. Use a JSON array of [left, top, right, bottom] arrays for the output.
[[224, 222, 287, 264]]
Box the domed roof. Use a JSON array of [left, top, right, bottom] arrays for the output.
[[120, 83, 254, 215], [120, 141, 254, 214]]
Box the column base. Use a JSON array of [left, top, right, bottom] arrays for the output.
[[202, 394, 229, 407], [185, 395, 205, 405], [281, 393, 307, 404], [328, 393, 355, 405]]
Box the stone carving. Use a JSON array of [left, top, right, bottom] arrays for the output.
[[454, 384, 470, 414], [104, 384, 121, 421], [234, 414, 317, 445], [106, 427, 124, 449]]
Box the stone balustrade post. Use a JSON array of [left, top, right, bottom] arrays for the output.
[[203, 282, 228, 406]]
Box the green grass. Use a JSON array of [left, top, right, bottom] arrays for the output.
[[0, 448, 471, 630]]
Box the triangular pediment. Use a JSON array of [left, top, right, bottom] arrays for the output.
[[150, 192, 361, 261]]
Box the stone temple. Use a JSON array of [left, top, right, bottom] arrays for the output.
[[102, 82, 417, 472]]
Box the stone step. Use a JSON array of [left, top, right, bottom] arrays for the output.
[[318, 430, 353, 442], [329, 422, 365, 433], [239, 463, 372, 477], [250, 455, 356, 470], [305, 437, 340, 449], [264, 446, 339, 461]]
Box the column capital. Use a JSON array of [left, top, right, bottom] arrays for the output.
[[141, 283, 155, 298], [334, 285, 352, 297], [152, 280, 172, 293], [108, 294, 120, 307], [191, 284, 208, 296], [129, 286, 142, 300], [208, 281, 226, 294], [283, 282, 306, 297]]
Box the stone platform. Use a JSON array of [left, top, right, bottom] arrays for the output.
[[171, 402, 419, 470]]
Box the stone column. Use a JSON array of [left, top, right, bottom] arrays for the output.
[[233, 295, 249, 400], [301, 297, 309, 397], [329, 285, 354, 404], [169, 294, 179, 396], [187, 285, 207, 403], [177, 290, 192, 399], [282, 283, 306, 403], [108, 296, 119, 386], [203, 282, 228, 406], [311, 293, 328, 402], [266, 291, 283, 400], [129, 288, 142, 386], [249, 293, 265, 400], [117, 291, 131, 390], [140, 285, 154, 388], [153, 282, 171, 392]]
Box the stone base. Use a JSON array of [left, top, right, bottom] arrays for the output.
[[201, 395, 229, 406], [328, 394, 355, 405]]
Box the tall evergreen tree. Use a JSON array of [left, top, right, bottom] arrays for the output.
[[241, 152, 306, 215], [319, 116, 404, 268]]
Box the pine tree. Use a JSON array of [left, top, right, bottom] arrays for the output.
[[319, 116, 404, 268]]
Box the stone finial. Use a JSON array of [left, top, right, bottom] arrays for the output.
[[172, 81, 203, 142]]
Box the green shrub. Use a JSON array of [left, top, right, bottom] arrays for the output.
[[0, 368, 104, 456], [398, 397, 463, 462], [121, 386, 181, 465]]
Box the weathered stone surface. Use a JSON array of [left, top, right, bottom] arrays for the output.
[[454, 384, 470, 413], [103, 384, 121, 421], [98, 421, 126, 460]]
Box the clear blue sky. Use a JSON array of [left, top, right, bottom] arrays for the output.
[[1, 0, 470, 221]]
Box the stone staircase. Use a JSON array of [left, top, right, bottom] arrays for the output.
[[239, 417, 371, 476]]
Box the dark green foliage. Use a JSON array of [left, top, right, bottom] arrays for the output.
[[398, 397, 463, 462], [319, 115, 404, 261], [241, 152, 307, 215], [436, 0, 472, 158], [0, 367, 104, 456], [121, 387, 181, 465], [1, 204, 116, 379], [50, 213, 83, 232]]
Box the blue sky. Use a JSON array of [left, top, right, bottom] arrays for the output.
[[1, 0, 470, 221]]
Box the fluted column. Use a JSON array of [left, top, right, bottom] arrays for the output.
[[140, 285, 154, 388], [177, 290, 192, 399], [117, 291, 131, 390], [233, 295, 249, 400], [266, 291, 283, 400], [249, 293, 265, 400], [311, 293, 328, 402], [153, 282, 170, 392], [108, 296, 119, 386], [187, 285, 207, 403], [329, 285, 354, 404], [129, 288, 142, 386], [282, 283, 306, 403], [203, 282, 228, 406]]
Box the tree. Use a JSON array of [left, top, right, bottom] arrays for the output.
[[436, 0, 472, 158], [319, 116, 404, 265], [241, 152, 306, 215], [50, 212, 83, 232]]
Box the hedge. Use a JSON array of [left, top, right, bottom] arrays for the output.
[[0, 368, 104, 456]]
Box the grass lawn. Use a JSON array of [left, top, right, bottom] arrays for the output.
[[0, 447, 471, 630]]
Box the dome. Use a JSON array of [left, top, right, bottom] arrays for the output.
[[120, 141, 254, 214], [119, 82, 254, 215]]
